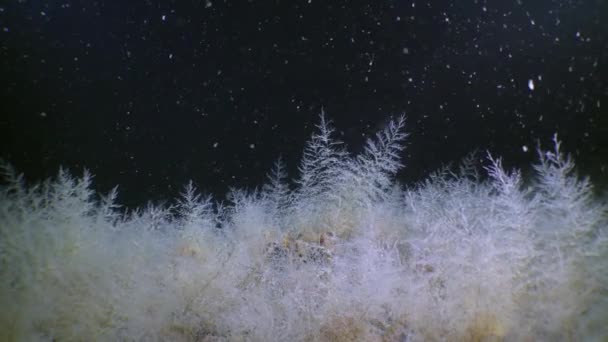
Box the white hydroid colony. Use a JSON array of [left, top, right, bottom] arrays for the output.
[[1, 115, 606, 341]]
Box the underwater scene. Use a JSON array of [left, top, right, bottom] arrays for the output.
[[1, 115, 606, 341]]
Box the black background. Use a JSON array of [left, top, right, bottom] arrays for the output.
[[1, 0, 606, 208]]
